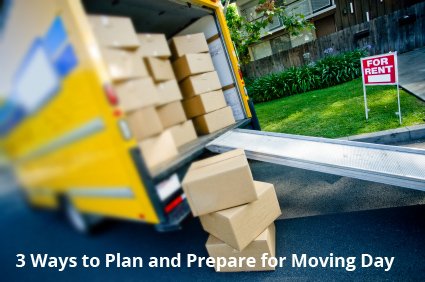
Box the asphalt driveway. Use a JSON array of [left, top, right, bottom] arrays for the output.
[[2, 155, 425, 281], [398, 47, 425, 101]]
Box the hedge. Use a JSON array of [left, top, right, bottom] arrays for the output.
[[246, 49, 367, 103]]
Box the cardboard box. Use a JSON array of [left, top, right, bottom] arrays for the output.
[[199, 181, 281, 251], [157, 101, 186, 128], [139, 131, 179, 171], [137, 33, 171, 58], [88, 16, 139, 48], [192, 106, 235, 135], [176, 16, 235, 86], [179, 71, 222, 99], [144, 57, 175, 82], [115, 77, 159, 112], [206, 224, 276, 272], [156, 80, 182, 105], [102, 48, 148, 81], [182, 90, 226, 119], [172, 53, 215, 81], [170, 33, 209, 58], [182, 149, 257, 216], [126, 106, 163, 140], [168, 120, 197, 148]]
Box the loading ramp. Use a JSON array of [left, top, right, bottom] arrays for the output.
[[206, 129, 425, 191]]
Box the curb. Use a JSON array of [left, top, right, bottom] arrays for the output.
[[339, 124, 425, 144]]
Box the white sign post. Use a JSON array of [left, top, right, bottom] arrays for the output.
[[360, 52, 401, 124]]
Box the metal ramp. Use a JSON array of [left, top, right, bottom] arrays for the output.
[[206, 129, 425, 191]]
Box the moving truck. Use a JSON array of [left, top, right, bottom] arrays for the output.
[[0, 0, 259, 232]]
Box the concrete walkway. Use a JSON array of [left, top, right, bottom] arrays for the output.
[[398, 47, 425, 101]]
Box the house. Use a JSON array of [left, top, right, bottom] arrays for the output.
[[236, 0, 424, 61]]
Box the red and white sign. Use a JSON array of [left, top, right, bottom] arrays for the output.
[[360, 52, 402, 124], [361, 53, 398, 85]]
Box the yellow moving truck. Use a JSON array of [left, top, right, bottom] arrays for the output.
[[0, 0, 258, 232]]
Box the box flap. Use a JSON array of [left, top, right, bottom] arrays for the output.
[[170, 33, 209, 58], [191, 148, 245, 170], [88, 15, 139, 48], [137, 33, 171, 58]]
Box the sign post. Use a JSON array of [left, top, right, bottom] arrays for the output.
[[360, 52, 401, 124]]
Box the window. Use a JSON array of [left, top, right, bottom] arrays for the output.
[[286, 0, 333, 18], [241, 3, 258, 22], [312, 0, 333, 12], [241, 0, 333, 38], [240, 2, 284, 34]]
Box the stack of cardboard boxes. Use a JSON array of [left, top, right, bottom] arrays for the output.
[[182, 149, 281, 272], [88, 16, 155, 111], [89, 15, 197, 171], [89, 16, 237, 171], [170, 33, 235, 135], [137, 33, 198, 170]]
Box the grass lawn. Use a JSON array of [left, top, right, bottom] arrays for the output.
[[254, 78, 425, 138]]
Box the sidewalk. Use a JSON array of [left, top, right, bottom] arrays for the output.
[[398, 47, 425, 101]]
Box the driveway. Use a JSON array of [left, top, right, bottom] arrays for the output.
[[2, 140, 425, 281], [398, 47, 425, 101]]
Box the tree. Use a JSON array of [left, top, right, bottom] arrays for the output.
[[224, 0, 313, 65]]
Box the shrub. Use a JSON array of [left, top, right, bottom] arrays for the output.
[[246, 49, 366, 103]]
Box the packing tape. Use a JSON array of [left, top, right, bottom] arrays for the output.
[[222, 83, 235, 91], [207, 34, 220, 44]]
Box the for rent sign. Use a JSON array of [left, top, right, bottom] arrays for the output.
[[361, 53, 398, 85], [360, 52, 401, 124]]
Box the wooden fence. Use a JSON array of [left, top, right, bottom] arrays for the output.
[[242, 2, 425, 79]]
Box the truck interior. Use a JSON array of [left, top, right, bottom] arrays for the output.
[[82, 0, 252, 182], [83, 0, 212, 38]]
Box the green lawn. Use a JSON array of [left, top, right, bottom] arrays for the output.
[[254, 78, 425, 138]]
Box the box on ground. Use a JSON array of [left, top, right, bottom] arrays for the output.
[[137, 33, 171, 58], [126, 106, 163, 140], [156, 80, 182, 105], [115, 77, 159, 112], [199, 181, 281, 251], [139, 131, 179, 171], [173, 53, 214, 81], [88, 15, 140, 48], [182, 149, 257, 216], [157, 101, 186, 128], [168, 120, 197, 148], [182, 90, 226, 119], [192, 106, 235, 135], [206, 223, 276, 272], [102, 48, 148, 81], [170, 33, 209, 58], [179, 71, 221, 99], [145, 57, 175, 82]]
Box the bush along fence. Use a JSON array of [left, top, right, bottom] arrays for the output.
[[242, 1, 425, 79], [246, 49, 366, 103]]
